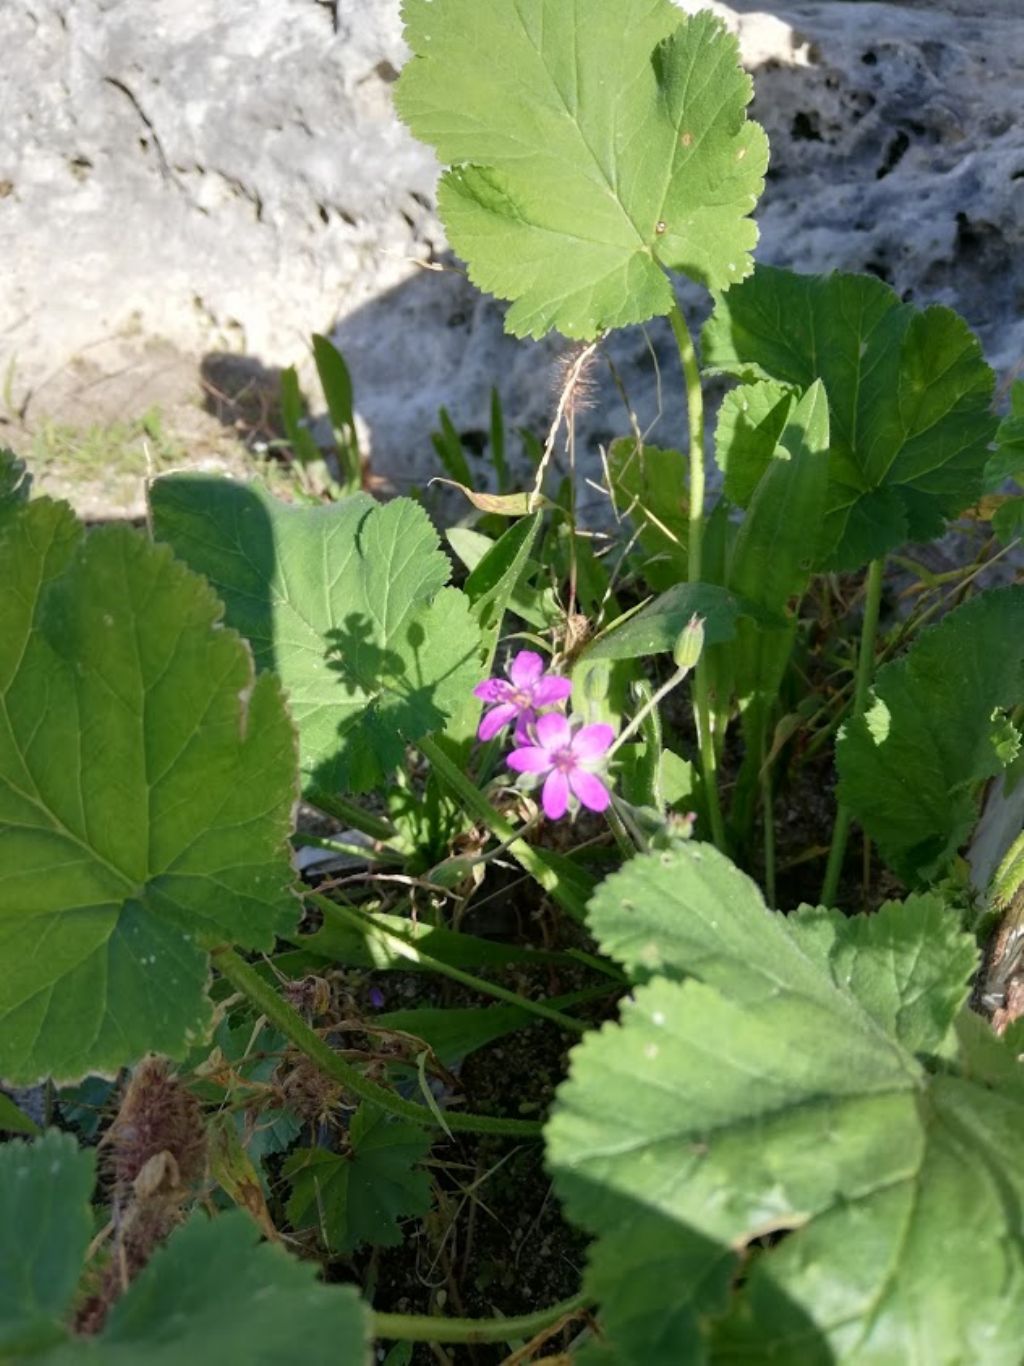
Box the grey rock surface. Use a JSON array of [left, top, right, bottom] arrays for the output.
[[1, 0, 1021, 514]]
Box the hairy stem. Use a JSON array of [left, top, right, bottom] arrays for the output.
[[667, 302, 727, 851], [821, 557, 885, 906], [417, 734, 594, 921], [211, 946, 542, 1138], [307, 892, 587, 1034], [373, 1292, 590, 1344], [607, 664, 690, 759]]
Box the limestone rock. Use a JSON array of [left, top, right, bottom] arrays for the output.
[[1, 0, 1020, 514]]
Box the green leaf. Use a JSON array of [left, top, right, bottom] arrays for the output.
[[0, 448, 31, 522], [713, 378, 796, 508], [0, 1091, 41, 1136], [295, 903, 569, 973], [983, 382, 1024, 492], [284, 1103, 432, 1253], [547, 845, 1022, 1364], [278, 366, 322, 466], [583, 582, 767, 662], [312, 334, 361, 493], [0, 1132, 94, 1356], [378, 988, 599, 1068], [431, 407, 474, 488], [702, 266, 997, 570], [608, 440, 688, 591], [151, 475, 480, 795], [728, 380, 831, 613], [992, 494, 1024, 545], [0, 500, 298, 1085], [396, 3, 767, 339], [837, 587, 1024, 884], [47, 1210, 371, 1364]]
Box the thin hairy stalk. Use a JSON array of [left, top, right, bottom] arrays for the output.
[[306, 892, 588, 1034], [416, 734, 595, 921], [605, 802, 639, 858], [607, 664, 690, 759], [667, 302, 727, 851], [633, 677, 664, 811], [821, 557, 885, 907], [529, 341, 600, 512], [210, 947, 542, 1138], [373, 1292, 590, 1345]]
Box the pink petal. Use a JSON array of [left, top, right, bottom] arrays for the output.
[[513, 710, 538, 745], [507, 745, 554, 774], [478, 702, 518, 741], [474, 678, 510, 703], [534, 711, 571, 751], [542, 769, 570, 820], [531, 675, 573, 706], [569, 768, 611, 813], [571, 723, 615, 761], [508, 650, 545, 688]]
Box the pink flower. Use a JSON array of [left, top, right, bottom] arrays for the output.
[[507, 712, 614, 820], [473, 650, 572, 743]]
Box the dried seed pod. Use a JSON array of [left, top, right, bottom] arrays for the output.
[[107, 1056, 207, 1194]]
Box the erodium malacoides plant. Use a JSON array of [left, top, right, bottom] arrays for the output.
[[1, 2, 1023, 1363]]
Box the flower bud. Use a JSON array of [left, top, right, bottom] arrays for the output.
[[672, 614, 705, 671]]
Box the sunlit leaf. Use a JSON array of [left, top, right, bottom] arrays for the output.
[[396, 2, 767, 339], [151, 476, 480, 795], [547, 844, 1020, 1364], [713, 378, 796, 508]]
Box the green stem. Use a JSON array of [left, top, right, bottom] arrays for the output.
[[373, 1292, 589, 1345], [634, 678, 664, 812], [605, 803, 639, 858], [668, 303, 705, 586], [417, 734, 594, 921], [291, 832, 404, 865], [668, 302, 727, 852], [821, 557, 885, 907], [760, 721, 776, 909], [305, 787, 397, 842], [211, 947, 542, 1138], [307, 893, 586, 1035], [607, 664, 689, 759]]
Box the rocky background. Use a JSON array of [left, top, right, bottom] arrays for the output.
[[1, 0, 1021, 516]]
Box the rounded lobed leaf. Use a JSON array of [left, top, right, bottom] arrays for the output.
[[702, 265, 997, 570], [836, 586, 1024, 885], [45, 1209, 372, 1364], [151, 476, 481, 796], [284, 1102, 432, 1254], [0, 1131, 95, 1356], [0, 498, 299, 1085], [546, 846, 1015, 1362], [396, 1, 768, 339]]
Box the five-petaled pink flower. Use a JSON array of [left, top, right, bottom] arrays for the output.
[[473, 650, 572, 743], [507, 713, 614, 820]]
